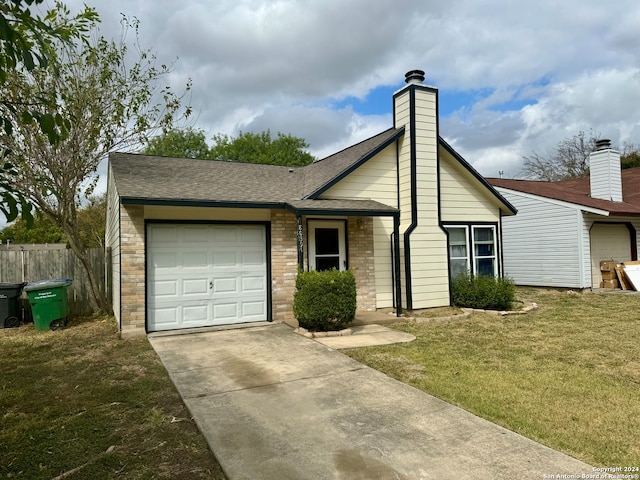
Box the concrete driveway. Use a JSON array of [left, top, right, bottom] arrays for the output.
[[149, 324, 593, 480]]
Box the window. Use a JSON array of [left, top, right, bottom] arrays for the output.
[[446, 227, 469, 277], [445, 225, 497, 277], [308, 220, 346, 271], [472, 226, 496, 277]]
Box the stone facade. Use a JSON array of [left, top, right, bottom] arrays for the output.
[[116, 207, 379, 335], [347, 217, 377, 311], [119, 204, 146, 337], [270, 210, 299, 326]]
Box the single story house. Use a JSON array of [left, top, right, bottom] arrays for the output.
[[106, 70, 517, 337], [489, 140, 640, 289]]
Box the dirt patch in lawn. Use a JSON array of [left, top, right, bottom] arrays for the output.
[[0, 315, 227, 479]]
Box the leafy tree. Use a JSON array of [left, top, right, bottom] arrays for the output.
[[76, 194, 106, 249], [0, 194, 105, 248], [0, 9, 191, 312], [520, 131, 597, 181], [0, 214, 65, 244], [144, 127, 210, 158], [521, 132, 640, 180], [621, 142, 640, 169], [0, 1, 98, 223], [210, 130, 314, 166]]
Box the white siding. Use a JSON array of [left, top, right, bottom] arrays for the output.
[[589, 149, 623, 202], [497, 188, 586, 287], [322, 145, 398, 307], [440, 149, 501, 223], [105, 164, 121, 325]]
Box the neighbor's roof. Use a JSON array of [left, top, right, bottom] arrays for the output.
[[488, 167, 640, 216]]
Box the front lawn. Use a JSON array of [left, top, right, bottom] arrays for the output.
[[0, 316, 226, 479], [345, 288, 640, 467]]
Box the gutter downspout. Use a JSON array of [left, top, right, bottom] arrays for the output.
[[393, 214, 402, 316]]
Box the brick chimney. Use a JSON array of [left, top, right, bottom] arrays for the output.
[[589, 139, 622, 202]]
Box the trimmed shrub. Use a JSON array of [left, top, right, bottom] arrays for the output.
[[293, 269, 357, 331], [450, 274, 515, 311]]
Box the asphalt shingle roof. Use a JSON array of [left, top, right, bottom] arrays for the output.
[[488, 167, 640, 216], [109, 127, 404, 212]]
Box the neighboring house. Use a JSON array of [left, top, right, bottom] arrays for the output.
[[489, 140, 640, 289], [106, 70, 516, 337]]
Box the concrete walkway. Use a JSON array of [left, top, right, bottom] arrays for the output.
[[149, 324, 593, 480]]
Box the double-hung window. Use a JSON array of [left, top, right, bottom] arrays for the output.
[[445, 225, 497, 277]]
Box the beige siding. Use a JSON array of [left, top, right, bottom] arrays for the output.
[[105, 165, 121, 324], [440, 149, 501, 223], [321, 146, 398, 308], [144, 206, 270, 221], [400, 85, 449, 309]]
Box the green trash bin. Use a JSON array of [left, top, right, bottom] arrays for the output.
[[24, 279, 73, 331]]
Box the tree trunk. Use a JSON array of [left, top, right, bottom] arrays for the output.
[[63, 223, 111, 314]]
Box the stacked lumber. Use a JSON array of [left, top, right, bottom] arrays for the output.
[[600, 260, 640, 290]]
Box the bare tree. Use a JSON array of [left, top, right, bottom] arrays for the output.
[[520, 131, 598, 181], [0, 10, 191, 312]]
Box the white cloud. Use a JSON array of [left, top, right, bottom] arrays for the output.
[[5, 0, 640, 228]]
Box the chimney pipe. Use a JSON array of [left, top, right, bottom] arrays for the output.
[[405, 70, 425, 84], [595, 139, 611, 151]]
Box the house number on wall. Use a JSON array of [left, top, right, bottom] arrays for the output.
[[296, 216, 303, 255]]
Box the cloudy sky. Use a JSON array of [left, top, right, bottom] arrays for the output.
[[19, 0, 640, 207]]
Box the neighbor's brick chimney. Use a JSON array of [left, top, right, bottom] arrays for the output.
[[589, 139, 623, 202]]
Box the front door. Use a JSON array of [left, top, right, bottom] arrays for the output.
[[308, 220, 346, 271]]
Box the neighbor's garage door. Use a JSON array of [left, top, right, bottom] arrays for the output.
[[590, 223, 631, 288], [147, 223, 268, 332]]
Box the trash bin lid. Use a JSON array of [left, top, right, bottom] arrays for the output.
[[0, 282, 26, 289], [24, 278, 73, 291]]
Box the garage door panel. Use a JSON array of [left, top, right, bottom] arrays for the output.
[[152, 306, 180, 327], [212, 228, 238, 243], [151, 251, 178, 269], [183, 251, 210, 268], [182, 226, 210, 243], [182, 278, 209, 296], [213, 303, 238, 320], [242, 250, 265, 265], [148, 223, 268, 332], [149, 225, 179, 243], [241, 227, 265, 243], [242, 276, 265, 291], [242, 301, 265, 317], [151, 280, 178, 298], [213, 277, 238, 294], [182, 304, 209, 323]]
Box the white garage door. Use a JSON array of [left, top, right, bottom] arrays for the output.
[[147, 223, 268, 332], [590, 223, 631, 287]]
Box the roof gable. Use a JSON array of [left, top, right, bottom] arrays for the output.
[[439, 138, 517, 215], [301, 127, 404, 199]]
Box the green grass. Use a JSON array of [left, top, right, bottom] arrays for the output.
[[0, 316, 226, 479], [345, 288, 640, 467]]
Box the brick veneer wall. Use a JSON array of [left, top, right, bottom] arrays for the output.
[[119, 204, 146, 337], [270, 210, 299, 326], [348, 217, 377, 311]]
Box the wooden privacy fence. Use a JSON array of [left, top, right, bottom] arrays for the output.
[[0, 248, 105, 316]]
